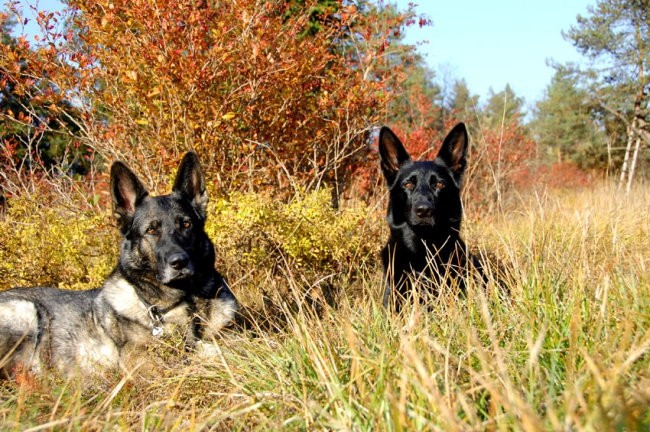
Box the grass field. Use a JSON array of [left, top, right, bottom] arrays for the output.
[[0, 182, 648, 431]]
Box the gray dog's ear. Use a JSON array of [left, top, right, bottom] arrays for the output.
[[173, 151, 208, 219], [110, 161, 148, 227], [436, 122, 468, 185], [378, 126, 411, 185]]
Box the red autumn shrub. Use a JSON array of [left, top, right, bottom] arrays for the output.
[[2, 0, 428, 204], [513, 161, 594, 191]]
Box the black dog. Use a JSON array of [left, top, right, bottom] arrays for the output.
[[379, 123, 481, 310]]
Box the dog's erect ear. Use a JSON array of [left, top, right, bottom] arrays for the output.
[[110, 161, 149, 225], [436, 122, 468, 184], [378, 126, 411, 184], [173, 151, 208, 219]]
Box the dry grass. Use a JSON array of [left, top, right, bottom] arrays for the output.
[[0, 182, 649, 431]]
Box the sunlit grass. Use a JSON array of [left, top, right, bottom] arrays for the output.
[[0, 182, 648, 430]]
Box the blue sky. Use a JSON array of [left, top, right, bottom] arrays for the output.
[[396, 0, 595, 108]]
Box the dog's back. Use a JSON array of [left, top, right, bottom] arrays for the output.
[[0, 287, 103, 375], [378, 123, 480, 309]]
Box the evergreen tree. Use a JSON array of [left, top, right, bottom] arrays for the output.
[[532, 67, 607, 169], [562, 0, 650, 186], [483, 84, 525, 128], [448, 79, 479, 120]]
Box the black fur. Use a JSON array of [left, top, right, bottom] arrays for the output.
[[379, 123, 481, 310]]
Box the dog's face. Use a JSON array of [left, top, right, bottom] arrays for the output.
[[379, 123, 468, 233], [110, 152, 214, 287]]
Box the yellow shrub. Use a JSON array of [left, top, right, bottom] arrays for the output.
[[0, 196, 117, 291], [0, 190, 384, 296], [206, 189, 383, 277]]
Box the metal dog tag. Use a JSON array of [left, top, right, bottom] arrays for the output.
[[148, 305, 165, 338]]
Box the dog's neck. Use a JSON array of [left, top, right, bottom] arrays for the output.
[[116, 267, 187, 309], [391, 223, 463, 256]]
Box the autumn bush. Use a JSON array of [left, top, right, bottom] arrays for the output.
[[512, 160, 595, 191], [2, 0, 426, 200], [208, 188, 382, 274], [464, 117, 537, 211], [0, 188, 384, 297], [0, 194, 116, 290], [0, 7, 95, 196]]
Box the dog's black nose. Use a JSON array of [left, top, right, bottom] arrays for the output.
[[414, 204, 433, 218], [169, 253, 190, 270]]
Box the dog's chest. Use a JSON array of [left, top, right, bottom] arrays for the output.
[[100, 277, 192, 336]]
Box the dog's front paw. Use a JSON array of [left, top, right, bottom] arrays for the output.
[[195, 340, 222, 358]]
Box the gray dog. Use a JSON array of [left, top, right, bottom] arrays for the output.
[[0, 152, 237, 375]]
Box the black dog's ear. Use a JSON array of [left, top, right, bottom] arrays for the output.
[[110, 161, 149, 226], [437, 122, 468, 184], [173, 151, 208, 219], [378, 126, 411, 184]]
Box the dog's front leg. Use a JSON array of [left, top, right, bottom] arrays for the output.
[[182, 317, 202, 352], [184, 316, 222, 358]]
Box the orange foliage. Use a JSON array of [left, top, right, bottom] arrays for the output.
[[464, 116, 536, 207], [1, 0, 425, 200], [1, 6, 91, 193], [5, 0, 562, 210], [64, 0, 416, 194], [513, 161, 594, 190]]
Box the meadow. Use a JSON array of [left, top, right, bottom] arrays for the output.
[[0, 181, 648, 431], [1, 0, 649, 429]]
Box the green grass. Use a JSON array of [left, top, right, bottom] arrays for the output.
[[0, 183, 649, 430]]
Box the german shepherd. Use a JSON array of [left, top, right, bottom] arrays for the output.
[[0, 152, 238, 375], [379, 123, 481, 310]]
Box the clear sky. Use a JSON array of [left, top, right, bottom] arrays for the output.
[[396, 0, 595, 108]]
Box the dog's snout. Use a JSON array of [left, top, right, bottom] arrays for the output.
[[414, 203, 433, 218], [169, 253, 190, 270]]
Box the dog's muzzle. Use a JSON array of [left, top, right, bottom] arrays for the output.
[[159, 252, 195, 284], [411, 201, 434, 225]]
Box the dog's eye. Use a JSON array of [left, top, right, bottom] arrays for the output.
[[434, 181, 445, 190], [145, 221, 160, 235], [403, 180, 415, 190], [181, 220, 192, 229]]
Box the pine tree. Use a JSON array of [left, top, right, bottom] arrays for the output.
[[532, 67, 607, 169], [447, 79, 479, 123], [483, 84, 525, 128], [562, 0, 650, 189]]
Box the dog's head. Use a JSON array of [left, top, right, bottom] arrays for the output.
[[110, 152, 214, 287], [379, 123, 468, 233]]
